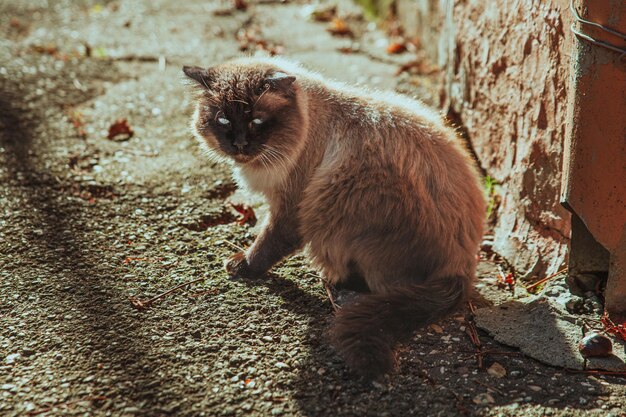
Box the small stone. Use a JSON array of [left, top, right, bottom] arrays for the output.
[[262, 336, 273, 342], [5, 353, 21, 364], [487, 362, 506, 378], [21, 348, 35, 356], [123, 406, 141, 414], [528, 385, 542, 392], [275, 361, 289, 369], [83, 375, 95, 382], [1, 384, 16, 391], [473, 392, 495, 405], [579, 333, 612, 357], [271, 408, 283, 415]]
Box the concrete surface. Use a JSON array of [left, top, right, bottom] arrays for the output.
[[1, 1, 625, 416]]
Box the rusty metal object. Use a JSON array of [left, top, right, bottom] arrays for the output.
[[561, 0, 626, 320]]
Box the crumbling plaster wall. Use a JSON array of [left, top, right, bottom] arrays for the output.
[[396, 0, 574, 277]]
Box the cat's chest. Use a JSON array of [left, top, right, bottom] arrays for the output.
[[233, 165, 285, 195]]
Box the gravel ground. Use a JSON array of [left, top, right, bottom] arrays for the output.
[[1, 1, 625, 416]]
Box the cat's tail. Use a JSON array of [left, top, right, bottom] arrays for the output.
[[329, 275, 469, 380]]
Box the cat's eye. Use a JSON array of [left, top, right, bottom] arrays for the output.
[[217, 117, 230, 126], [252, 118, 263, 125], [256, 83, 270, 95]]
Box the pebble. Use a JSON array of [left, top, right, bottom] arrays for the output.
[[472, 392, 495, 405], [579, 333, 612, 357], [487, 362, 506, 378], [5, 353, 21, 364], [275, 362, 289, 369]]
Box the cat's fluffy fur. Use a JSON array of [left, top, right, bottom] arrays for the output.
[[184, 57, 486, 379]]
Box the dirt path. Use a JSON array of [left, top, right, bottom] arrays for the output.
[[1, 1, 624, 416]]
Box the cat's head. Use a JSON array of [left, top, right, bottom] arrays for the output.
[[183, 61, 307, 168]]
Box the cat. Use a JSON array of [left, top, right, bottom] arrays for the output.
[[183, 57, 486, 380]]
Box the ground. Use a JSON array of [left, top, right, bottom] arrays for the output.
[[0, 1, 625, 416]]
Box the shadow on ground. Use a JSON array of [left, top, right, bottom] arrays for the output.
[[0, 69, 175, 413]]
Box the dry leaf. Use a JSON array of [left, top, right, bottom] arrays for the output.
[[395, 59, 439, 76], [229, 202, 257, 226], [429, 324, 444, 334], [601, 312, 626, 341], [386, 42, 407, 54], [486, 362, 506, 378], [107, 118, 134, 141], [472, 392, 495, 405], [327, 18, 353, 37], [233, 0, 248, 11], [311, 5, 337, 22]]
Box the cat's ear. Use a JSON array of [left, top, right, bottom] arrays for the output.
[[183, 65, 213, 88], [266, 72, 296, 91]]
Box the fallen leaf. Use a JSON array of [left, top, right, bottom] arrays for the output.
[[107, 118, 134, 141], [496, 270, 515, 291], [472, 392, 495, 405], [67, 109, 87, 138], [429, 324, 444, 334], [10, 17, 22, 28], [237, 27, 284, 56], [233, 0, 248, 11], [395, 59, 439, 76], [31, 44, 58, 55], [386, 42, 407, 54], [129, 297, 148, 310], [327, 18, 353, 37], [602, 312, 626, 341], [311, 5, 337, 22], [229, 202, 257, 226], [486, 362, 506, 378]]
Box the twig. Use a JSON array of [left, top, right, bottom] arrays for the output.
[[222, 239, 245, 252], [565, 368, 626, 377], [466, 301, 484, 369], [474, 379, 506, 396], [524, 267, 568, 291], [459, 349, 522, 358], [324, 282, 340, 312], [129, 277, 205, 310], [189, 288, 220, 298]]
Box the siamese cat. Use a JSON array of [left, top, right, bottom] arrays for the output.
[[184, 57, 485, 379]]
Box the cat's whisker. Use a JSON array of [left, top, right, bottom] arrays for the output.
[[229, 99, 249, 105], [253, 86, 270, 108], [262, 145, 291, 179]]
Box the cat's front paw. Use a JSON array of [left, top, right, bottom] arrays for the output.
[[224, 252, 261, 279]]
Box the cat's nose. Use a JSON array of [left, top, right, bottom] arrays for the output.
[[233, 135, 248, 151]]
